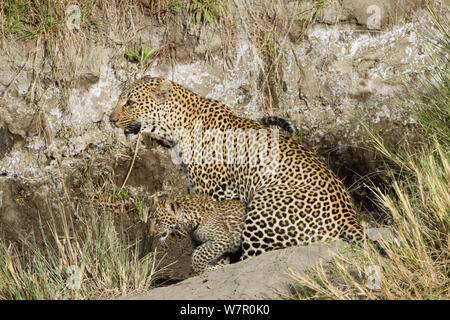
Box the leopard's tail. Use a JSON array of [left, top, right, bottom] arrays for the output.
[[339, 216, 365, 245], [259, 116, 295, 135]]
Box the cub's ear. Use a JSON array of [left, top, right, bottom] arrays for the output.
[[152, 191, 169, 204], [163, 200, 184, 219], [151, 79, 172, 103]]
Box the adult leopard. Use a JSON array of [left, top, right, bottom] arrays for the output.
[[110, 77, 364, 259]]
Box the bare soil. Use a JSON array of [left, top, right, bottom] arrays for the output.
[[0, 139, 194, 284]]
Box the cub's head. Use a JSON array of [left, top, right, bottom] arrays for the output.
[[110, 77, 173, 138], [147, 197, 182, 242]]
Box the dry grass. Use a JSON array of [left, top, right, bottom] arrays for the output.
[[235, 0, 327, 112], [0, 146, 164, 300], [0, 0, 325, 110], [0, 0, 177, 106], [0, 193, 158, 299], [290, 141, 449, 299], [289, 2, 449, 300]]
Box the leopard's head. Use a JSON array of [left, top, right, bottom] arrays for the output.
[[110, 77, 174, 140], [147, 197, 182, 242]]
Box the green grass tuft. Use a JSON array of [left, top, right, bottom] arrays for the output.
[[0, 192, 157, 299]]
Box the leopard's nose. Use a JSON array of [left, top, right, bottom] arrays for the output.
[[109, 115, 119, 127], [109, 107, 121, 124]]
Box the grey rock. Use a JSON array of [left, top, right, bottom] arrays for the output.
[[366, 226, 397, 243], [122, 227, 393, 300], [121, 242, 346, 300]]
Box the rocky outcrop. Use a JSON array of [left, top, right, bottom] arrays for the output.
[[0, 1, 443, 183], [122, 242, 344, 300], [122, 228, 394, 300]]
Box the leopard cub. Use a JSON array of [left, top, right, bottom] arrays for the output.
[[148, 195, 246, 275]]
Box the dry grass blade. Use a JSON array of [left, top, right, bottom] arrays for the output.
[[121, 133, 141, 190]]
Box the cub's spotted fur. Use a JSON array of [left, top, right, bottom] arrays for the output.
[[148, 195, 246, 274]]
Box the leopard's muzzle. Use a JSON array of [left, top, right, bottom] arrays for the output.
[[124, 121, 142, 135]]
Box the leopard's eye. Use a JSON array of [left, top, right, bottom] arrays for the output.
[[124, 100, 134, 107]]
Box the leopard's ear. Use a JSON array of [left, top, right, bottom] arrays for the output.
[[164, 200, 178, 214], [159, 79, 172, 92], [163, 200, 184, 220], [151, 79, 172, 104]]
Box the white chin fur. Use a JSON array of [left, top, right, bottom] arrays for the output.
[[125, 133, 138, 141], [159, 233, 169, 242]]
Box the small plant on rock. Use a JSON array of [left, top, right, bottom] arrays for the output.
[[125, 44, 155, 65], [168, 0, 184, 14], [189, 0, 219, 23]]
